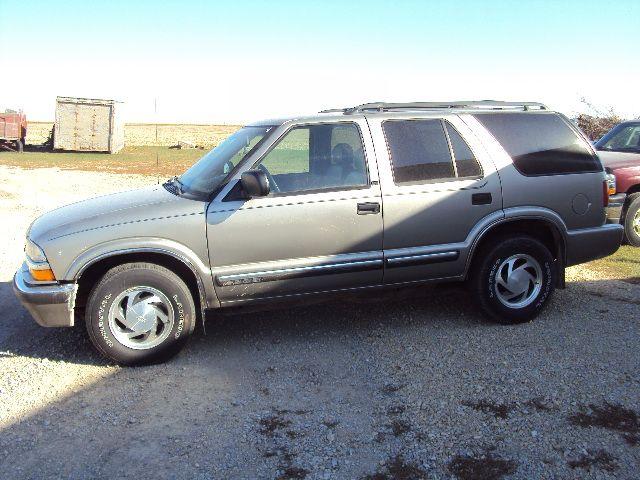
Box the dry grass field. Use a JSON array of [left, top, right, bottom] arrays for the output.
[[0, 146, 206, 177], [15, 121, 242, 177], [584, 245, 639, 283], [25, 122, 240, 147]]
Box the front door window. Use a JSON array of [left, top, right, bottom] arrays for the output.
[[256, 123, 368, 194]]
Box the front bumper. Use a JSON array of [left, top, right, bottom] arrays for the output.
[[13, 263, 77, 327], [565, 223, 624, 267], [606, 193, 627, 224]]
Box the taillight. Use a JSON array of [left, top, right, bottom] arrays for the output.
[[602, 180, 609, 207], [605, 172, 617, 195]]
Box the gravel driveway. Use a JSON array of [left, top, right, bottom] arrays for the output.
[[0, 165, 639, 480]]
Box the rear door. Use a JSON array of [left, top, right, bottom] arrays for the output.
[[367, 113, 502, 284], [207, 118, 384, 304]]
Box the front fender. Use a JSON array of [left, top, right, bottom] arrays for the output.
[[64, 237, 218, 309]]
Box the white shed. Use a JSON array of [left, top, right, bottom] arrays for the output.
[[54, 97, 124, 153]]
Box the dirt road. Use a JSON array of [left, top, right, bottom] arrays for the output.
[[0, 165, 638, 479]]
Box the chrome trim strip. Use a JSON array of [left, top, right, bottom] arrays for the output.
[[385, 251, 459, 268], [220, 274, 466, 306], [216, 259, 383, 287]]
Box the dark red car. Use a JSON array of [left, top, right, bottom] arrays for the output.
[[595, 120, 640, 246]]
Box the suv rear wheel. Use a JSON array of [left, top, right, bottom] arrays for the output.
[[85, 262, 196, 365], [472, 236, 556, 324]]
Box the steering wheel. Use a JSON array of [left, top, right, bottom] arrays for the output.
[[258, 164, 279, 193]]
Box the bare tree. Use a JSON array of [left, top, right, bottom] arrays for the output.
[[575, 98, 626, 141]]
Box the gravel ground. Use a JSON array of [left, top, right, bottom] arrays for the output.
[[0, 165, 639, 480]]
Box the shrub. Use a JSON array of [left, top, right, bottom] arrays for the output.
[[576, 113, 625, 141], [575, 98, 628, 141]]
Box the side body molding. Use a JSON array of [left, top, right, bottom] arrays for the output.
[[67, 238, 219, 310]]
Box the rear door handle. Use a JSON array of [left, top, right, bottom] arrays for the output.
[[357, 202, 380, 215], [472, 193, 492, 205]]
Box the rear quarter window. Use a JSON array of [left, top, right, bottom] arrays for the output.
[[474, 112, 600, 175]]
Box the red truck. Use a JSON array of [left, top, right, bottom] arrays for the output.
[[595, 120, 640, 246], [0, 110, 27, 152]]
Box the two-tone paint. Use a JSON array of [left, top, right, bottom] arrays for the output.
[[14, 108, 623, 327]]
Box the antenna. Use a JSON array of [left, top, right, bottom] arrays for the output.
[[155, 97, 159, 184]]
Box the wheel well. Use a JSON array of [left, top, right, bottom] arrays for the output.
[[74, 252, 203, 321], [469, 219, 565, 273], [626, 184, 640, 196]]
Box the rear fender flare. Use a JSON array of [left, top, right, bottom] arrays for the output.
[[464, 206, 568, 277]]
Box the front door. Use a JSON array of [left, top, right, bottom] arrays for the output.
[[207, 119, 384, 305]]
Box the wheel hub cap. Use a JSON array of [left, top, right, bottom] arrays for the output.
[[495, 254, 543, 309], [108, 286, 174, 350], [634, 211, 640, 236], [125, 301, 159, 334]]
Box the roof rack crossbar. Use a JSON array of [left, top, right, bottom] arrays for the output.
[[320, 101, 547, 114]]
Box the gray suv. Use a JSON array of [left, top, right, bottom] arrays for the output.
[[14, 101, 623, 365]]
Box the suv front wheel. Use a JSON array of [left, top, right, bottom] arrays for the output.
[[85, 262, 196, 365], [472, 236, 556, 324]]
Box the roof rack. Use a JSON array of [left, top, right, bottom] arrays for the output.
[[320, 100, 547, 114]]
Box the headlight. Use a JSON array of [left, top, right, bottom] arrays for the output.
[[25, 239, 47, 263], [24, 239, 56, 281], [605, 172, 616, 196]]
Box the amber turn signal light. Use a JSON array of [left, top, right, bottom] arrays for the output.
[[30, 268, 56, 281]]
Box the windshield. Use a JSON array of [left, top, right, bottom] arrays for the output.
[[178, 125, 275, 196], [596, 123, 640, 153]]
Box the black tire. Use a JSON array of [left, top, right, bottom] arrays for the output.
[[471, 236, 556, 324], [15, 139, 23, 153], [623, 195, 640, 247], [86, 262, 196, 366]]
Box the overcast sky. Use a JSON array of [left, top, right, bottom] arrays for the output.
[[1, 0, 638, 123]]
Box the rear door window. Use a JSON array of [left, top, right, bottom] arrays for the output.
[[383, 119, 455, 184], [383, 119, 482, 185], [474, 112, 600, 175]]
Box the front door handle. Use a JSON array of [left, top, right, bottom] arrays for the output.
[[357, 202, 380, 215]]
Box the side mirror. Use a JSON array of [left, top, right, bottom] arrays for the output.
[[240, 169, 270, 198]]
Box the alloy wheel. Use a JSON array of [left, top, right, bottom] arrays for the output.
[[107, 286, 174, 350], [494, 254, 543, 309]]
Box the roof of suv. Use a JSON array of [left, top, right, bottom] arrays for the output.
[[248, 101, 550, 127]]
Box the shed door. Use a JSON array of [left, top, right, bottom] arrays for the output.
[[57, 103, 111, 151]]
